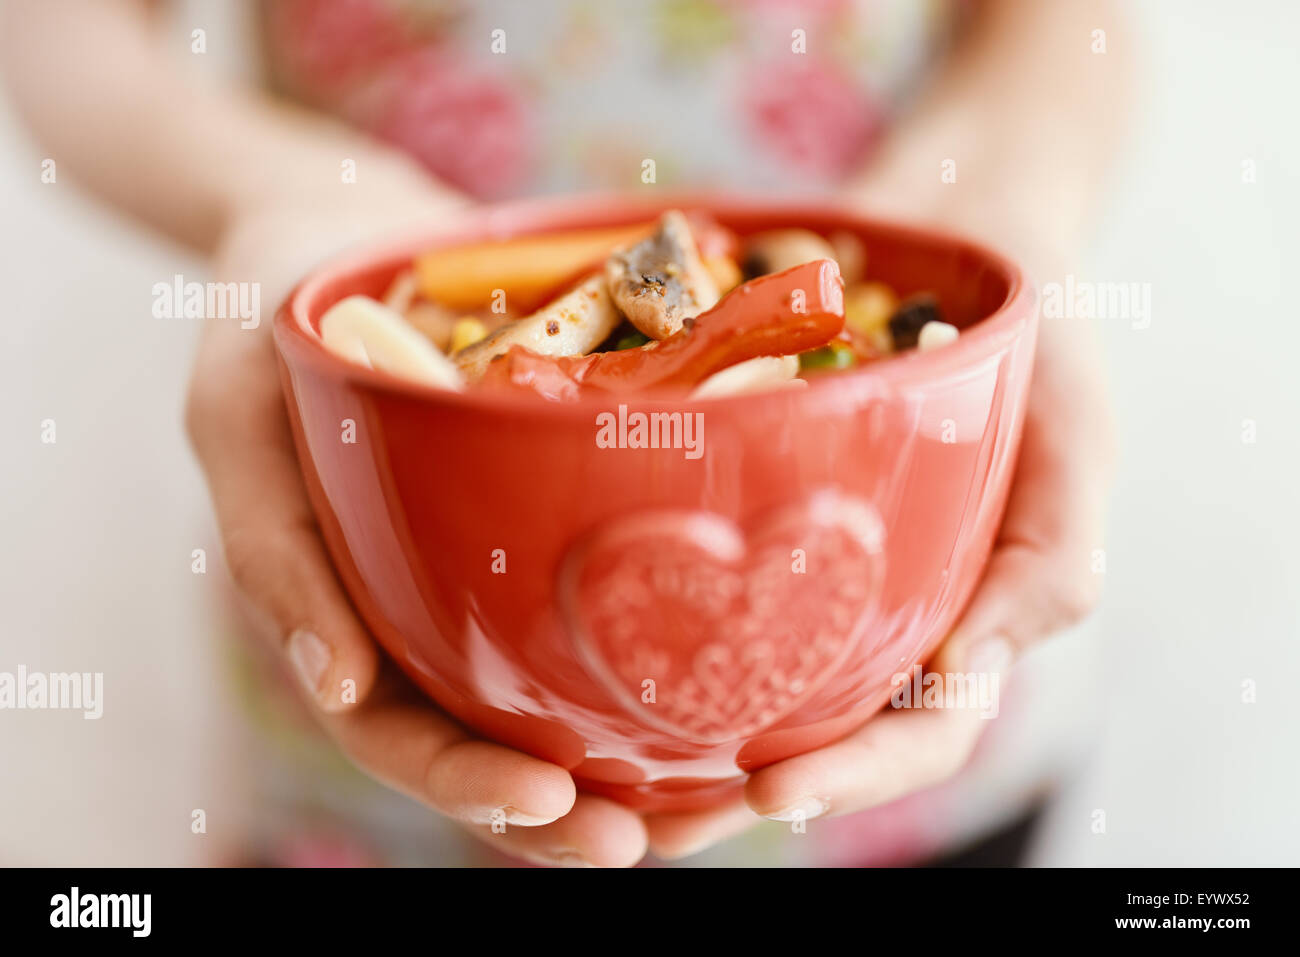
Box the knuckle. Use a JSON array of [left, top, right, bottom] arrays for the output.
[[183, 374, 220, 452], [997, 542, 1104, 631], [219, 513, 321, 639], [221, 524, 268, 601], [1046, 568, 1103, 627]]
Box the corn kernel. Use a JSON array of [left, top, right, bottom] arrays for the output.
[[450, 317, 489, 353], [704, 255, 743, 294], [845, 281, 899, 353]]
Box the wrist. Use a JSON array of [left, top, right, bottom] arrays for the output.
[[215, 94, 459, 237]]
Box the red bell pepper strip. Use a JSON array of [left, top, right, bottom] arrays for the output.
[[480, 259, 844, 397]]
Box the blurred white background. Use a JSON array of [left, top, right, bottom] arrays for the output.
[[1, 0, 1296, 865]]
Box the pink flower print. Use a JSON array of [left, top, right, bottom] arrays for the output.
[[369, 49, 533, 198], [270, 0, 410, 94], [725, 0, 848, 18], [741, 60, 883, 179]]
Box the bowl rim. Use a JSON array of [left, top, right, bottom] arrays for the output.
[[274, 191, 1036, 419]]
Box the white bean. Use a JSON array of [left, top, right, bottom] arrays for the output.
[[320, 295, 465, 390], [918, 320, 960, 352]]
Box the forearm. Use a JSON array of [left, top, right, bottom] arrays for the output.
[[0, 0, 443, 253], [852, 0, 1124, 471], [852, 0, 1133, 268]]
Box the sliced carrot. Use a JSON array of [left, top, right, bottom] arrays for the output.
[[414, 222, 655, 313]]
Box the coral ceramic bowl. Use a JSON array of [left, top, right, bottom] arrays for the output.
[[274, 194, 1037, 813]]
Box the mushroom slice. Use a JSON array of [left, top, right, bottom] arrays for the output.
[[320, 295, 464, 390], [605, 210, 720, 340], [691, 355, 800, 398], [742, 229, 838, 278], [453, 274, 620, 381]]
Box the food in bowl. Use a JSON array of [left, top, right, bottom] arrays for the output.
[[274, 196, 1037, 813], [315, 210, 963, 400]]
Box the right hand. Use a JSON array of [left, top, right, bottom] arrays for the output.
[[185, 166, 649, 867]]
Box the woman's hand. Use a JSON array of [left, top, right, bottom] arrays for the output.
[[642, 292, 1116, 858], [185, 172, 649, 867], [637, 0, 1129, 863]]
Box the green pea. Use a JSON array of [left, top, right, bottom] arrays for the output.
[[799, 346, 856, 371], [615, 331, 652, 351]]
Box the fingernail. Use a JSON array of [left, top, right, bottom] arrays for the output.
[[287, 629, 331, 700], [501, 806, 555, 827], [967, 636, 1014, 675], [765, 796, 828, 823], [548, 850, 594, 868]]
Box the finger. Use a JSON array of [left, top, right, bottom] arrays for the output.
[[934, 353, 1113, 674], [186, 323, 379, 712], [932, 437, 1109, 675], [321, 671, 576, 827], [467, 794, 649, 868], [745, 705, 985, 822], [188, 321, 579, 832], [644, 800, 760, 861], [931, 541, 1099, 676]]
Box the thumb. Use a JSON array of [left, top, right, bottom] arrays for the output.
[[186, 330, 380, 714], [932, 539, 1102, 677], [219, 502, 381, 714]]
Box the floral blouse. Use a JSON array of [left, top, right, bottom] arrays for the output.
[[262, 0, 966, 198]]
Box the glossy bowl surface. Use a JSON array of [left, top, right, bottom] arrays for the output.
[[274, 194, 1038, 812]]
